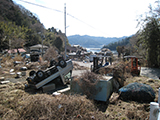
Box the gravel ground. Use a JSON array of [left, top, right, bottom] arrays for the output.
[[72, 60, 93, 68], [73, 61, 160, 80], [140, 67, 160, 80]]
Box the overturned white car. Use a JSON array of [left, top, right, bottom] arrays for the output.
[[26, 57, 73, 89]]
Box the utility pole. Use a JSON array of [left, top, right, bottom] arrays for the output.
[[64, 3, 66, 60], [41, 35, 44, 57]]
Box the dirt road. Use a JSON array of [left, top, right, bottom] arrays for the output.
[[72, 61, 160, 80], [72, 61, 92, 77], [140, 67, 160, 80], [72, 61, 93, 68]]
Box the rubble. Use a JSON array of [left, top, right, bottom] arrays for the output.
[[0, 51, 160, 119]]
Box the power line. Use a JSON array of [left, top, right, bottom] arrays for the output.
[[15, 0, 63, 13], [15, 0, 98, 30], [14, 0, 112, 37]]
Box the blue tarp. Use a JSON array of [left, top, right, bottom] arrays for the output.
[[119, 82, 155, 102]]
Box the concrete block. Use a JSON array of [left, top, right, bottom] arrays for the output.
[[1, 80, 10, 84], [42, 83, 55, 92], [70, 77, 113, 102], [94, 79, 113, 101]]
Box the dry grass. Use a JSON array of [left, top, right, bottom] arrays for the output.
[[99, 61, 132, 88], [1, 58, 160, 120], [1, 56, 14, 68], [0, 81, 107, 120], [43, 46, 58, 61], [106, 76, 160, 120], [13, 55, 24, 61], [18, 94, 99, 120], [72, 71, 103, 99], [1, 54, 24, 69]]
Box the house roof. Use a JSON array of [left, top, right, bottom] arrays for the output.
[[66, 45, 77, 52], [8, 48, 26, 53]]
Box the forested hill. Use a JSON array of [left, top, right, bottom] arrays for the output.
[[0, 0, 41, 30], [68, 35, 127, 48], [102, 37, 131, 50], [0, 0, 68, 52]]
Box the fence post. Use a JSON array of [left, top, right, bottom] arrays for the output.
[[158, 88, 160, 106], [150, 102, 159, 120]]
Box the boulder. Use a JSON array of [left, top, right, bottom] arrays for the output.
[[119, 82, 155, 102]]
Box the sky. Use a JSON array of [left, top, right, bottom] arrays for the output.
[[13, 0, 157, 38]]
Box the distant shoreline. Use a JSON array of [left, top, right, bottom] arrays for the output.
[[86, 48, 117, 54]]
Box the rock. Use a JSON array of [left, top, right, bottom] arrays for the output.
[[16, 72, 22, 78], [10, 69, 14, 72], [20, 66, 27, 71], [119, 82, 155, 102]]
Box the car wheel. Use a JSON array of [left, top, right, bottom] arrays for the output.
[[29, 70, 36, 76], [58, 59, 67, 68], [36, 70, 45, 79]]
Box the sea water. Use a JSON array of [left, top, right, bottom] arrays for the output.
[[86, 48, 117, 54]]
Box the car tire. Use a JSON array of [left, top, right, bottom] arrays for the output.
[[58, 59, 67, 68], [29, 70, 36, 76], [36, 70, 45, 79]]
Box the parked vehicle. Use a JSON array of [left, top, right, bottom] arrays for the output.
[[124, 56, 141, 76]]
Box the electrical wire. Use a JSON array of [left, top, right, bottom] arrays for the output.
[[14, 0, 63, 13], [13, 0, 109, 36]]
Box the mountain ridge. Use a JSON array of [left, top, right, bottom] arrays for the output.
[[68, 34, 128, 48]]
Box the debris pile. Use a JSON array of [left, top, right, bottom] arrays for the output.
[[73, 62, 89, 70], [99, 61, 132, 91], [0, 82, 106, 119], [112, 61, 127, 88], [72, 71, 108, 99]]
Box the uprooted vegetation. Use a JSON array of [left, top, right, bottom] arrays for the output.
[[1, 76, 160, 119], [72, 71, 104, 99], [1, 55, 160, 119], [0, 82, 107, 120], [0, 55, 49, 77]]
